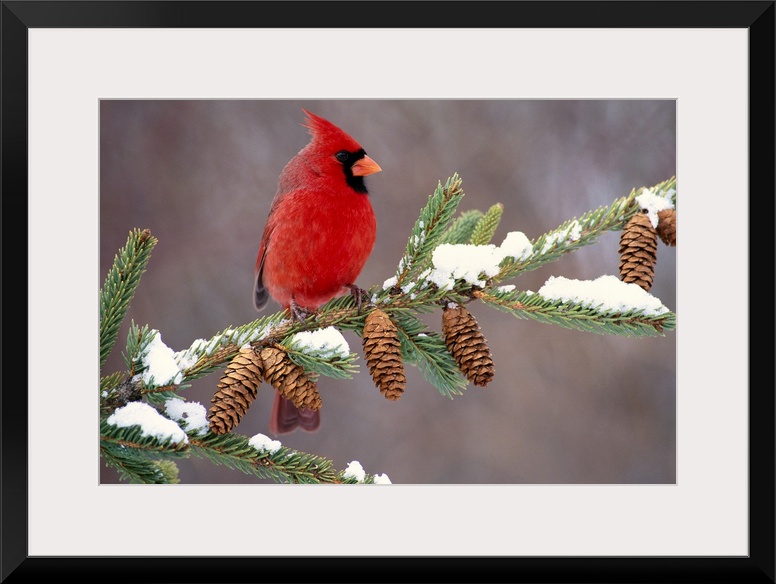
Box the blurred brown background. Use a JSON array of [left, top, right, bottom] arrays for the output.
[[100, 100, 676, 484]]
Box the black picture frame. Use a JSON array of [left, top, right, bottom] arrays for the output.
[[3, 1, 773, 582]]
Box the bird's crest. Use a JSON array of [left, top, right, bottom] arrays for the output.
[[300, 108, 362, 152]]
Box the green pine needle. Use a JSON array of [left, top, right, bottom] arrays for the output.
[[392, 312, 468, 398], [101, 443, 178, 484], [100, 229, 157, 368], [394, 174, 465, 287], [100, 371, 125, 395], [100, 419, 190, 456], [438, 209, 484, 245], [152, 460, 181, 483], [476, 288, 674, 337], [283, 338, 360, 381], [190, 432, 343, 484], [469, 203, 504, 245]]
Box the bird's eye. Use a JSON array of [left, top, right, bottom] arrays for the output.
[[335, 150, 350, 162]]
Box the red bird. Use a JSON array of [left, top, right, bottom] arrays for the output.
[[254, 109, 381, 434]]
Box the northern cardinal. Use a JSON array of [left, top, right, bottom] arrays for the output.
[[253, 109, 381, 434]]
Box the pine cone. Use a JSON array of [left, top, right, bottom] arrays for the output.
[[260, 346, 322, 411], [208, 346, 264, 435], [656, 208, 676, 246], [441, 304, 495, 387], [362, 309, 407, 400], [618, 211, 658, 291]]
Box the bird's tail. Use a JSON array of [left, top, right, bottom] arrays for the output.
[[254, 241, 270, 311], [269, 392, 320, 435]]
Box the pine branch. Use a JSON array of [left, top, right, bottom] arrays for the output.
[[167, 312, 291, 383], [283, 342, 360, 380], [473, 288, 675, 336], [100, 415, 188, 483], [100, 419, 191, 456], [124, 321, 153, 376], [392, 311, 468, 398], [100, 390, 390, 484], [101, 442, 179, 484], [190, 432, 344, 484], [110, 177, 676, 400], [100, 371, 125, 394], [393, 173, 465, 288], [99, 175, 677, 484], [100, 228, 157, 368], [437, 209, 484, 245], [100, 376, 142, 415], [469, 203, 504, 245], [153, 460, 181, 483], [494, 177, 676, 284]]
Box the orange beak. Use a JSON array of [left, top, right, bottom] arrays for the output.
[[351, 155, 382, 177]]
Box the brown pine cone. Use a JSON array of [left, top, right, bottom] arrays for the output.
[[656, 208, 676, 246], [619, 211, 658, 291], [362, 309, 407, 400], [208, 346, 264, 435], [441, 304, 495, 387], [260, 346, 322, 411]]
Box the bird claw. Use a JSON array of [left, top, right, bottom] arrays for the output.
[[349, 284, 369, 314], [289, 299, 312, 325]]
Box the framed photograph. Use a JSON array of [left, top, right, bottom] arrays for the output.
[[7, 1, 773, 582]]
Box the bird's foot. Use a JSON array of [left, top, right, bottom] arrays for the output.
[[349, 284, 370, 314], [289, 299, 312, 326]]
